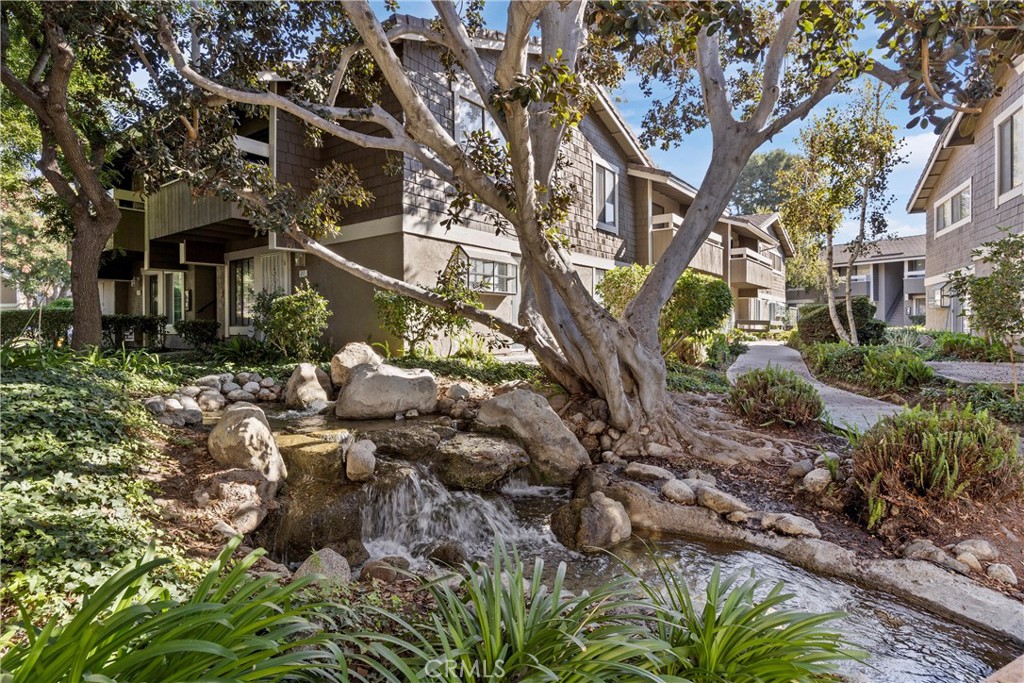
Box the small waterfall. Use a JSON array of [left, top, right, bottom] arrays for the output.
[[361, 463, 559, 564]]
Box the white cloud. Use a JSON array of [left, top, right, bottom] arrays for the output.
[[899, 132, 940, 177]]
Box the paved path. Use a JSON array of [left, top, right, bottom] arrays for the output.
[[927, 361, 1019, 387], [727, 341, 902, 432]]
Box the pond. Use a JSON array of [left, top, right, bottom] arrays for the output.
[[263, 407, 1016, 683]]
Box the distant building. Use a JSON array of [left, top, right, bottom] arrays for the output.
[[787, 233, 927, 326]]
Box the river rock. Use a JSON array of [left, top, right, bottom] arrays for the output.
[[787, 459, 814, 478], [550, 491, 631, 553], [195, 469, 275, 534], [195, 375, 222, 390], [284, 363, 333, 410], [371, 425, 441, 459], [952, 539, 999, 562], [179, 395, 201, 412], [802, 468, 833, 494], [164, 398, 183, 411], [686, 469, 717, 486], [475, 389, 590, 485], [221, 381, 241, 394], [236, 372, 262, 385], [336, 363, 437, 419], [574, 468, 610, 499], [198, 390, 227, 412], [585, 420, 607, 436], [696, 486, 751, 515], [226, 389, 256, 402], [424, 537, 468, 567], [218, 373, 235, 383], [260, 376, 277, 388], [242, 381, 261, 395], [435, 433, 528, 490], [346, 440, 377, 482], [446, 383, 472, 401], [207, 403, 286, 489], [178, 385, 203, 398], [144, 397, 166, 415], [625, 462, 674, 482], [293, 548, 351, 585], [330, 538, 370, 567], [331, 342, 384, 388], [761, 512, 821, 539], [955, 552, 983, 574], [276, 433, 345, 480], [360, 559, 399, 583], [646, 442, 675, 458], [661, 479, 696, 505], [985, 563, 1018, 586]]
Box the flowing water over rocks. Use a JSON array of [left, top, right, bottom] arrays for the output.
[[257, 407, 1016, 682]]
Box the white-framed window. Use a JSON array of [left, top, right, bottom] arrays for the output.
[[144, 270, 185, 332], [593, 158, 618, 233], [934, 179, 971, 236], [453, 84, 501, 145], [466, 258, 518, 295], [994, 104, 1023, 206], [906, 258, 926, 276]]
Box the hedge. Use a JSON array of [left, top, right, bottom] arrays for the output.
[[0, 309, 167, 348], [797, 297, 886, 346]]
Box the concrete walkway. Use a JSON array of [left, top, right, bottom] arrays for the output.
[[727, 341, 902, 432], [927, 361, 1020, 388]]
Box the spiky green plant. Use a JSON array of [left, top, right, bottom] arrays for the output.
[[634, 560, 862, 683], [338, 541, 667, 683], [0, 537, 338, 682], [729, 365, 825, 427]]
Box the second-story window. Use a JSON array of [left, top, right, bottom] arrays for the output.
[[995, 104, 1023, 205], [594, 159, 618, 232], [934, 180, 971, 236], [907, 258, 926, 275], [453, 86, 501, 146]]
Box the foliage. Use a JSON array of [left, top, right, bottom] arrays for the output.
[[730, 149, 799, 215], [634, 560, 861, 682], [0, 537, 338, 682], [374, 254, 482, 356], [919, 383, 1024, 426], [101, 314, 168, 349], [0, 345, 191, 620], [597, 265, 733, 358], [666, 362, 730, 394], [946, 229, 1024, 396], [883, 326, 927, 349], [797, 298, 885, 346], [172, 319, 221, 351], [209, 335, 285, 365], [0, 308, 74, 346], [45, 297, 75, 309], [927, 332, 1010, 362], [861, 346, 934, 393], [390, 355, 543, 386], [853, 405, 1023, 530], [805, 343, 868, 382], [0, 186, 70, 306], [339, 541, 665, 682], [253, 281, 332, 361], [729, 366, 825, 428]]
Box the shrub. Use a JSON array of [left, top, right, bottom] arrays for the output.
[[210, 335, 283, 364], [636, 561, 861, 682], [666, 362, 730, 393], [853, 405, 1023, 530], [172, 319, 221, 350], [597, 265, 733, 359], [729, 366, 825, 427], [44, 297, 74, 309], [101, 313, 167, 348], [0, 308, 74, 345], [253, 280, 332, 360], [0, 538, 336, 682], [390, 355, 543, 385], [805, 342, 868, 381], [929, 331, 1010, 362], [797, 297, 886, 346], [861, 346, 934, 393], [884, 326, 927, 349]]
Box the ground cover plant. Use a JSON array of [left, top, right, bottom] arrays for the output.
[[729, 366, 825, 428], [805, 343, 933, 395], [853, 405, 1024, 532]]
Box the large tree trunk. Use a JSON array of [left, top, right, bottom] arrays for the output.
[[69, 214, 118, 349]]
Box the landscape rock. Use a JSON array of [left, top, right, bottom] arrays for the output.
[[574, 468, 611, 499], [424, 538, 468, 566], [956, 552, 983, 574], [276, 433, 345, 480], [329, 538, 370, 567], [196, 469, 276, 533], [787, 459, 814, 479], [475, 389, 590, 485], [260, 376, 277, 388], [284, 363, 333, 410], [195, 375, 222, 390], [179, 409, 203, 426], [331, 342, 384, 388], [435, 433, 528, 490], [163, 398, 183, 411], [726, 511, 749, 523], [292, 548, 351, 585], [645, 442, 675, 458], [221, 381, 241, 394], [802, 468, 833, 494], [144, 397, 166, 415], [235, 372, 262, 385], [212, 520, 239, 538], [446, 383, 472, 401], [242, 381, 261, 395], [584, 420, 607, 436], [197, 391, 227, 412], [761, 512, 821, 539], [336, 363, 437, 419], [686, 469, 717, 486], [952, 539, 999, 562], [903, 539, 946, 562], [226, 389, 257, 403], [696, 486, 751, 515], [207, 404, 286, 487], [550, 491, 631, 552], [346, 439, 377, 482], [625, 462, 675, 482], [360, 559, 399, 583], [917, 335, 935, 349], [178, 395, 201, 412], [661, 479, 696, 505], [178, 385, 203, 397], [985, 563, 1018, 586], [371, 425, 442, 459]]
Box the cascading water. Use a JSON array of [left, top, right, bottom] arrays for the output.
[[360, 463, 563, 565]]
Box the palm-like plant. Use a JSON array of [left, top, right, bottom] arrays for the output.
[[636, 559, 863, 683], [0, 537, 339, 682], [339, 541, 669, 683]]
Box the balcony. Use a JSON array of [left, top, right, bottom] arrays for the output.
[[729, 248, 774, 289], [833, 278, 871, 298], [903, 276, 926, 295], [650, 213, 724, 276]]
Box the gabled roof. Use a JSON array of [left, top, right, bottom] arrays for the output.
[[731, 212, 795, 257], [832, 233, 927, 264]]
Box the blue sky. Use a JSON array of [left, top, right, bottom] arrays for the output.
[[388, 2, 936, 240]]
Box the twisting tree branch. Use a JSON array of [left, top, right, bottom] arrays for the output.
[[920, 37, 982, 114]]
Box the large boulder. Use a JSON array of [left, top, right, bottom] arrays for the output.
[[292, 548, 351, 585], [434, 433, 528, 490], [194, 469, 276, 534], [276, 433, 346, 481], [551, 491, 631, 553], [207, 403, 287, 490], [336, 363, 437, 419], [331, 342, 384, 388], [284, 363, 333, 411], [370, 425, 442, 459], [475, 389, 590, 485]]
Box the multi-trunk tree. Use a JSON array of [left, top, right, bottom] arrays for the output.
[[146, 1, 1023, 452]]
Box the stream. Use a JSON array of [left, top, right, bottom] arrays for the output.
[[265, 409, 1017, 682]]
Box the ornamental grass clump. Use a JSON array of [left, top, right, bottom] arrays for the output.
[[853, 405, 1023, 531], [729, 366, 825, 427]]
